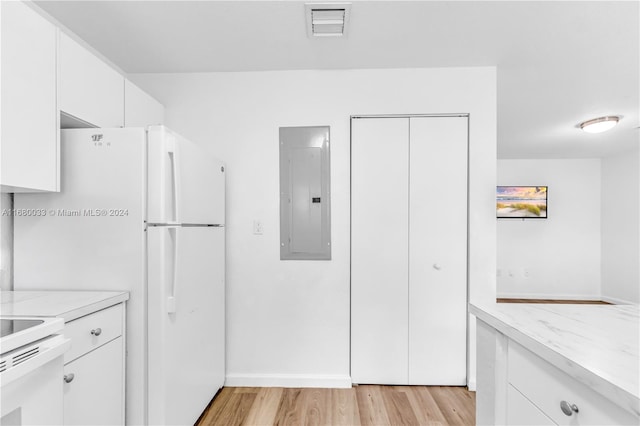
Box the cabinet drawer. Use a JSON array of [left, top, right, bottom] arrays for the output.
[[64, 304, 123, 363], [508, 341, 637, 425]]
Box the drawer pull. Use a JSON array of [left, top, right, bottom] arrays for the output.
[[560, 400, 579, 416], [90, 328, 102, 336], [63, 373, 75, 383]]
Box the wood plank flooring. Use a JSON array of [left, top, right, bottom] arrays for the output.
[[196, 386, 475, 426], [497, 298, 611, 304]]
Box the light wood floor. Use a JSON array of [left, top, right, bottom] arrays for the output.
[[497, 298, 611, 304], [196, 386, 475, 426]]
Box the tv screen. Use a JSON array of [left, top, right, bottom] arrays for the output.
[[497, 186, 548, 218]]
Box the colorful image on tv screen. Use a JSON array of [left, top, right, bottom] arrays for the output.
[[497, 186, 547, 218]]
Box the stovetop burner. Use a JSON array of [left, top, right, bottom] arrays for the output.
[[0, 319, 45, 338]]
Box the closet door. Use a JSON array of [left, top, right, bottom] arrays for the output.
[[408, 116, 468, 385], [351, 117, 409, 384]]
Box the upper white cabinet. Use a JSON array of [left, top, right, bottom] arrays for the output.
[[1, 1, 59, 192], [124, 80, 164, 127], [1, 3, 161, 192], [59, 32, 124, 128]]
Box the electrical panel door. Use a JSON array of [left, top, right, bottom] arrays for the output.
[[279, 126, 331, 260]]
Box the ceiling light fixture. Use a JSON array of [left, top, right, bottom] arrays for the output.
[[305, 3, 351, 37], [579, 116, 620, 133]]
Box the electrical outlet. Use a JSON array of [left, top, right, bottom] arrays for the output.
[[253, 220, 263, 235]]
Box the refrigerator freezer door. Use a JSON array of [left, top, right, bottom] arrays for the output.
[[147, 226, 225, 425], [147, 126, 225, 225]]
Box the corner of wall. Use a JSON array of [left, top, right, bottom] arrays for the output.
[[600, 149, 640, 304], [0, 193, 14, 291]]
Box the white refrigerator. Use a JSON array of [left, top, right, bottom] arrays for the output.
[[14, 126, 225, 425]]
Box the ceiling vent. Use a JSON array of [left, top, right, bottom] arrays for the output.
[[305, 3, 351, 37]]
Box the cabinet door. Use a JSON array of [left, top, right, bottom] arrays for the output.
[[408, 116, 468, 385], [124, 79, 164, 127], [63, 337, 124, 425], [1, 1, 58, 192], [59, 33, 124, 128], [351, 117, 409, 384]]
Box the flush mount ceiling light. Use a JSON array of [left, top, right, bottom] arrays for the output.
[[579, 116, 620, 133], [305, 3, 351, 37]]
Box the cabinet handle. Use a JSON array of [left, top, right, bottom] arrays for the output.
[[63, 373, 75, 383], [90, 328, 102, 336], [560, 400, 579, 416], [433, 263, 442, 271]]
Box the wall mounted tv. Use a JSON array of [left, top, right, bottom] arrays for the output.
[[497, 186, 548, 219]]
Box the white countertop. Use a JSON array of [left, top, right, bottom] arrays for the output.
[[1, 291, 129, 322], [470, 302, 639, 416]]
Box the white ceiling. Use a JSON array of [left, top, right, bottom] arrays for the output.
[[35, 0, 639, 159]]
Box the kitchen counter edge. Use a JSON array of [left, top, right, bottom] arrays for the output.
[[1, 291, 130, 322], [469, 302, 639, 417]]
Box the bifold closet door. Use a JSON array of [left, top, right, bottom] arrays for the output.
[[408, 116, 468, 385], [351, 117, 409, 384]]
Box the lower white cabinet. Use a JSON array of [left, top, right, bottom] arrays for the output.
[[508, 340, 637, 425], [62, 304, 125, 425], [476, 319, 639, 426], [507, 384, 556, 425], [63, 338, 123, 425]]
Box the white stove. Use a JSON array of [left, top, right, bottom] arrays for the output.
[[1, 316, 70, 425], [1, 317, 64, 351]]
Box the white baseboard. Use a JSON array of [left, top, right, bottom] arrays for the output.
[[601, 295, 638, 305], [225, 374, 352, 388], [496, 292, 602, 301], [467, 378, 476, 391]]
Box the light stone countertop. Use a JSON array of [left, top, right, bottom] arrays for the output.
[[470, 302, 639, 417], [0, 290, 129, 322]]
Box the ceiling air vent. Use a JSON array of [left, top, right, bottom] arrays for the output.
[[305, 3, 352, 37]]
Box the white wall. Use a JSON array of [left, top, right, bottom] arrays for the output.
[[132, 67, 497, 388], [601, 148, 640, 304], [0, 193, 12, 291], [497, 159, 602, 299]]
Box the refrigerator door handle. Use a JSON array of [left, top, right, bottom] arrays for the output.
[[167, 227, 180, 314], [167, 137, 181, 223]]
